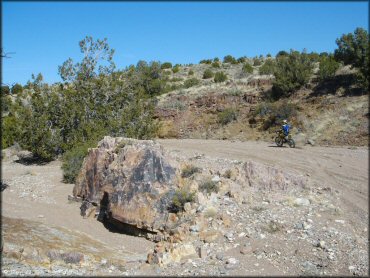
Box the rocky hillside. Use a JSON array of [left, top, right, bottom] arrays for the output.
[[154, 62, 368, 146]]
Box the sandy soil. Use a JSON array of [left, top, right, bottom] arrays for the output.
[[1, 159, 154, 259]]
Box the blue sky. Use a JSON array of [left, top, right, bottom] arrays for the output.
[[2, 1, 369, 86]]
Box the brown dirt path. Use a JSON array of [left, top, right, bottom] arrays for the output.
[[1, 159, 154, 259]]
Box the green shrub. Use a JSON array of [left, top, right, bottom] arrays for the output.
[[253, 58, 262, 66], [334, 27, 369, 88], [237, 57, 246, 63], [161, 62, 172, 69], [199, 178, 219, 194], [184, 78, 200, 88], [2, 85, 10, 95], [267, 53, 272, 58], [218, 108, 237, 125], [223, 169, 232, 179], [213, 57, 220, 62], [11, 83, 23, 94], [169, 188, 196, 213], [188, 69, 194, 76], [253, 101, 298, 130], [308, 52, 320, 62], [242, 63, 253, 74], [259, 59, 276, 75], [223, 55, 237, 64], [214, 71, 228, 83], [212, 61, 221, 68], [170, 77, 184, 82], [181, 165, 202, 178], [61, 141, 96, 183], [203, 69, 214, 79], [2, 115, 21, 148], [276, 50, 289, 58], [172, 65, 180, 73], [318, 55, 340, 80], [272, 50, 314, 98], [200, 59, 212, 64]]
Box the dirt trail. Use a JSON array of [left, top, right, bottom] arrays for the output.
[[158, 139, 368, 221], [1, 159, 154, 259], [1, 139, 368, 274]]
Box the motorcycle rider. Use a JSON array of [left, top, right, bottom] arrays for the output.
[[282, 119, 290, 138]]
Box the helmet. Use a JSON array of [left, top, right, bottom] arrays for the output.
[[283, 119, 287, 124]]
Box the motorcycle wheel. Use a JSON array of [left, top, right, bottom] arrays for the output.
[[275, 137, 283, 147], [288, 139, 295, 148]]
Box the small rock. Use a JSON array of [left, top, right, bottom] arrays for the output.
[[260, 234, 266, 239], [189, 225, 200, 232], [198, 247, 207, 259], [294, 198, 310, 206], [303, 222, 312, 230], [196, 205, 205, 213], [216, 253, 224, 261], [226, 257, 238, 265], [37, 215, 44, 218], [307, 139, 315, 146], [317, 240, 326, 249], [240, 245, 252, 255], [334, 219, 345, 224], [184, 202, 192, 213], [211, 176, 221, 183]]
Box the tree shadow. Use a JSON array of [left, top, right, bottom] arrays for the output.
[[14, 156, 51, 166], [308, 74, 365, 98]]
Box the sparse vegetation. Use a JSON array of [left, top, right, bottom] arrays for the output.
[[237, 57, 247, 63], [181, 165, 202, 178], [169, 187, 196, 213], [200, 59, 212, 64], [252, 101, 298, 130], [169, 77, 184, 82], [334, 27, 369, 88], [214, 71, 228, 83], [184, 78, 200, 88], [272, 50, 314, 98], [253, 57, 262, 66], [212, 61, 221, 68], [218, 108, 237, 125], [172, 65, 180, 73], [61, 141, 96, 183], [161, 62, 172, 69], [242, 63, 253, 74], [259, 59, 276, 75], [203, 69, 214, 79], [199, 178, 219, 194], [223, 169, 232, 179], [188, 69, 194, 75], [318, 55, 340, 80], [223, 55, 237, 64]]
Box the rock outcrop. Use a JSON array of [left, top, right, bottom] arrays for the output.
[[73, 136, 180, 236]]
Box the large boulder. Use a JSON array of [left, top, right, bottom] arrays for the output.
[[73, 136, 180, 234]]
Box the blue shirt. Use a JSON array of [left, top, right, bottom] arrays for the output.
[[282, 124, 290, 136]]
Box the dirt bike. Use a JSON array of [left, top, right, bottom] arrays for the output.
[[274, 130, 295, 148]]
